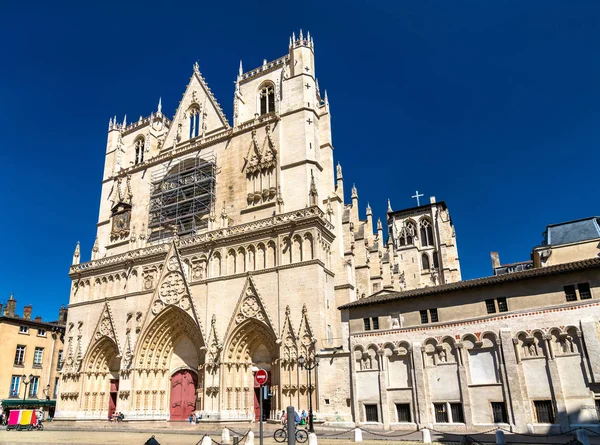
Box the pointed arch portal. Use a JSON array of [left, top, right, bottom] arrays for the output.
[[81, 336, 121, 418], [224, 318, 279, 420], [134, 305, 205, 420]]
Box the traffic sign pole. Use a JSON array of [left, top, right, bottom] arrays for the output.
[[255, 369, 268, 445], [259, 385, 263, 445]]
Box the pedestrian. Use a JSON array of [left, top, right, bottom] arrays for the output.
[[301, 410, 307, 425], [280, 410, 287, 425], [189, 413, 195, 424]]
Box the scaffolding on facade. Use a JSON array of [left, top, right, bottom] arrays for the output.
[[148, 152, 216, 242]]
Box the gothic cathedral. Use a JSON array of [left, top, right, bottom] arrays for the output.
[[56, 31, 461, 422]]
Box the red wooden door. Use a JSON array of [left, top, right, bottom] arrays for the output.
[[108, 379, 119, 419], [170, 370, 197, 421]]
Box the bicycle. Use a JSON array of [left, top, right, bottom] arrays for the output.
[[273, 424, 308, 443]]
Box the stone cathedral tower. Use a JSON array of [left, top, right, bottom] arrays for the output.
[[56, 31, 462, 423]]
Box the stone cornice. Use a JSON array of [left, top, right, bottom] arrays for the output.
[[70, 206, 335, 277], [334, 284, 355, 291], [67, 289, 152, 309], [351, 300, 600, 339], [178, 206, 334, 253], [239, 55, 288, 84], [280, 159, 323, 172]]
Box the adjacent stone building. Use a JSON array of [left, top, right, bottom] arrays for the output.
[[0, 295, 66, 418], [341, 221, 600, 433]]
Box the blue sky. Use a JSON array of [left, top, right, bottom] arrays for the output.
[[1, 1, 598, 321]]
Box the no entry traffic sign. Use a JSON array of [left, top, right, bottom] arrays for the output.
[[255, 369, 268, 386]]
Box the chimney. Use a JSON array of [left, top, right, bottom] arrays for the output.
[[58, 306, 68, 325], [23, 305, 32, 320], [5, 293, 16, 317], [491, 252, 501, 271], [430, 196, 436, 204], [34, 316, 42, 322]]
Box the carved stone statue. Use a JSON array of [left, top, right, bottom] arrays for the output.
[[438, 348, 447, 363]]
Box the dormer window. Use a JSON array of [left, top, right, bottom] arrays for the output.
[[134, 137, 145, 165], [259, 85, 275, 115]]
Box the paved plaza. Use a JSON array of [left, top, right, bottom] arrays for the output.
[[1, 424, 599, 445], [0, 429, 430, 445]]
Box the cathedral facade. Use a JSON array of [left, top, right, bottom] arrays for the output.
[[56, 32, 460, 422]]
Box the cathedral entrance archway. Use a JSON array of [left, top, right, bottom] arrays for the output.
[[81, 337, 120, 419], [224, 319, 279, 420], [169, 369, 198, 421], [134, 306, 205, 420]]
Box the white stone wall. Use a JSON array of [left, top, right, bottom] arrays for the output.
[[349, 302, 600, 432]]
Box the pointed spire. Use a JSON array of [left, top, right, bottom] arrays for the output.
[[289, 36, 293, 48], [311, 36, 314, 47], [336, 162, 343, 180], [9, 292, 14, 301], [122, 115, 127, 128], [307, 31, 311, 42], [92, 237, 99, 260], [377, 218, 383, 231], [193, 61, 200, 74], [72, 241, 81, 265], [108, 117, 112, 130], [387, 198, 393, 213], [238, 60, 243, 77], [221, 202, 228, 228], [157, 97, 162, 114], [351, 184, 358, 199], [130, 224, 137, 243], [292, 32, 296, 42], [366, 202, 372, 216], [299, 29, 304, 40], [276, 185, 284, 213], [309, 171, 318, 206], [324, 90, 329, 107]]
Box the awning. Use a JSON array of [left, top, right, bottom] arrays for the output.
[[1, 399, 56, 408]]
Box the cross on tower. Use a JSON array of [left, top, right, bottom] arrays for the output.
[[411, 190, 424, 206], [305, 83, 311, 89], [306, 118, 313, 125], [304, 66, 310, 72]]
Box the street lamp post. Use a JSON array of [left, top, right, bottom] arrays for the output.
[[298, 355, 319, 433], [21, 374, 34, 404]]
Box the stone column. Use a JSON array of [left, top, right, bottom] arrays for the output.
[[455, 343, 473, 429], [499, 329, 530, 432], [544, 336, 570, 431], [378, 350, 390, 428], [412, 342, 430, 427], [349, 345, 360, 425]]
